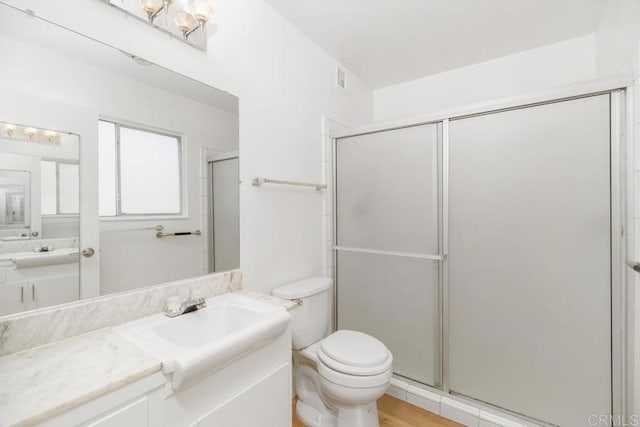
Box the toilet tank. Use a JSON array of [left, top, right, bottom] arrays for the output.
[[272, 277, 332, 350]]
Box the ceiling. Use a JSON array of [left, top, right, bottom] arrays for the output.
[[266, 0, 610, 89]]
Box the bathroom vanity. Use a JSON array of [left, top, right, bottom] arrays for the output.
[[0, 278, 295, 427], [0, 243, 79, 316]]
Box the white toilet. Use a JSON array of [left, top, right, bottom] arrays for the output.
[[273, 277, 393, 427]]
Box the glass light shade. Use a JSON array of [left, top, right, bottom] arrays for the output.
[[140, 0, 163, 13], [175, 10, 197, 32], [189, 0, 212, 22]]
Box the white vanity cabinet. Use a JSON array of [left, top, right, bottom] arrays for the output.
[[0, 263, 79, 315], [43, 327, 292, 427]]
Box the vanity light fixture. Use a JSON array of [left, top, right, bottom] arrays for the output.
[[138, 0, 212, 40], [175, 0, 212, 39], [139, 0, 173, 23], [24, 128, 38, 140], [106, 0, 211, 51], [174, 0, 213, 40], [3, 124, 16, 137], [0, 123, 61, 143]]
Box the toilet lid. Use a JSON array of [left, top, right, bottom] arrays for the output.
[[318, 330, 392, 376]]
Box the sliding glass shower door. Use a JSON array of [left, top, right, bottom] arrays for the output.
[[447, 95, 612, 426], [335, 124, 442, 386]]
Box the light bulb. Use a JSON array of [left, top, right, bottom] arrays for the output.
[[189, 0, 212, 23], [24, 128, 38, 140], [140, 0, 163, 13], [175, 10, 197, 35]]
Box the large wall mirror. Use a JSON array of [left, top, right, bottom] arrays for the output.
[[0, 4, 239, 316]]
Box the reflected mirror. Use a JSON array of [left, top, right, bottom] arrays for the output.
[[0, 4, 239, 317]]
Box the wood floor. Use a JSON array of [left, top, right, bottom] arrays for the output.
[[292, 394, 463, 427]]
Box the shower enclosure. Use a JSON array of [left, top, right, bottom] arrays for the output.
[[332, 84, 629, 426]]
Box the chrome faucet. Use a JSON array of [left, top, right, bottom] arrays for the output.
[[165, 297, 207, 318]]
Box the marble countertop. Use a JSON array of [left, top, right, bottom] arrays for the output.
[[0, 328, 161, 427], [0, 288, 294, 427]]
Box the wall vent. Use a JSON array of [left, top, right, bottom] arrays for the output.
[[336, 65, 347, 91]]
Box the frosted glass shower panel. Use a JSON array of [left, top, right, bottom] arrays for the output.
[[336, 124, 439, 254], [335, 123, 442, 387], [447, 95, 611, 426], [337, 252, 440, 385]]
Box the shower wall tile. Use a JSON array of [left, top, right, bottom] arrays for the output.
[[635, 79, 640, 126], [321, 116, 343, 277], [441, 397, 480, 427], [407, 385, 441, 414], [387, 377, 408, 401], [635, 172, 640, 216], [634, 123, 640, 172]]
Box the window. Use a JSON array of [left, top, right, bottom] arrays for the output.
[[98, 120, 182, 217], [41, 160, 79, 215]]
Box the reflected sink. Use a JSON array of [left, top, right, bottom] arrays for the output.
[[5, 248, 79, 269], [115, 293, 290, 390]]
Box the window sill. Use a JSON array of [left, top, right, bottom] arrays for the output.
[[99, 215, 189, 222]]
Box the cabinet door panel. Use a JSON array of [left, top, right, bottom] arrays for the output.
[[31, 274, 79, 309], [197, 365, 290, 427], [0, 283, 26, 316]]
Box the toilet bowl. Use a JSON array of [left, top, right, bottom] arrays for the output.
[[273, 277, 393, 427]]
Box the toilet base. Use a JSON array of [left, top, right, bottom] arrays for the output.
[[296, 399, 380, 427], [296, 399, 338, 427], [335, 403, 379, 427]]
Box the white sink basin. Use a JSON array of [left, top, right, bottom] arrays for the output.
[[115, 293, 290, 390], [3, 248, 79, 268]]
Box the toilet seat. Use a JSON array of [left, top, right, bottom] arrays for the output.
[[317, 359, 393, 389], [318, 330, 393, 377]]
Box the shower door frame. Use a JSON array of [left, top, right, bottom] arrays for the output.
[[331, 76, 632, 425]]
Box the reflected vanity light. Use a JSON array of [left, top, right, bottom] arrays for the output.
[[3, 124, 16, 137], [0, 123, 60, 143], [23, 128, 38, 140], [44, 130, 57, 142], [138, 0, 212, 40]]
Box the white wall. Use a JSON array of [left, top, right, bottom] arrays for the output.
[[1, 0, 373, 294], [595, 0, 640, 78], [373, 34, 597, 121]]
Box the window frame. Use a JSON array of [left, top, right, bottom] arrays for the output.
[[41, 159, 80, 217], [99, 119, 184, 219]]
